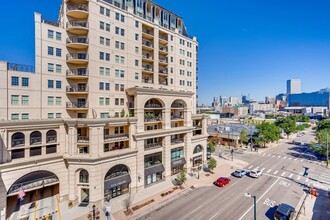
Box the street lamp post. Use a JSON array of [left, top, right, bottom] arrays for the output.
[[244, 193, 257, 220], [92, 204, 96, 220], [326, 128, 329, 167]]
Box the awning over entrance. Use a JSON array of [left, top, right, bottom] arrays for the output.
[[193, 155, 202, 162], [145, 164, 165, 177], [171, 158, 186, 168], [104, 174, 131, 189]]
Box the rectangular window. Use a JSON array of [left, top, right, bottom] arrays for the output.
[[120, 56, 124, 64], [120, 84, 124, 92], [100, 6, 104, 14], [11, 114, 19, 120], [22, 77, 29, 87], [106, 9, 110, 17], [105, 83, 110, 90], [99, 67, 104, 76], [105, 53, 110, 61], [48, 96, 54, 105], [99, 97, 104, 105], [105, 98, 110, 105], [56, 80, 61, 89], [115, 98, 119, 105], [48, 30, 54, 39], [115, 27, 119, 34], [106, 38, 110, 46], [22, 95, 29, 105], [135, 72, 139, 80], [106, 23, 110, 32], [171, 78, 173, 84], [135, 46, 139, 54], [135, 60, 139, 67], [106, 68, 110, 76], [115, 55, 120, 63], [115, 69, 119, 77], [22, 113, 29, 120], [115, 84, 119, 91], [48, 113, 54, 119], [121, 15, 125, 22], [120, 98, 124, 105], [100, 36, 104, 45], [56, 64, 62, 73], [120, 42, 125, 50], [48, 63, 54, 72], [101, 113, 109, 118], [56, 113, 62, 118], [135, 21, 139, 28], [99, 82, 104, 90], [115, 41, 119, 49], [48, 46, 54, 55], [115, 13, 120, 20], [56, 97, 62, 105], [135, 34, 139, 41], [56, 48, 62, 57], [48, 80, 54, 88], [100, 52, 104, 60], [120, 70, 125, 78], [11, 95, 19, 105], [56, 32, 61, 41], [100, 21, 104, 30]]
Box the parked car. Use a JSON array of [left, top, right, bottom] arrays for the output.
[[214, 177, 230, 187], [274, 203, 295, 220], [249, 169, 263, 178], [233, 169, 247, 178]]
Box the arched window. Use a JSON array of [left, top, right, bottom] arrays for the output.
[[30, 131, 42, 145], [105, 164, 129, 180], [11, 132, 25, 147], [193, 145, 203, 154], [79, 170, 89, 183], [46, 130, 57, 143]]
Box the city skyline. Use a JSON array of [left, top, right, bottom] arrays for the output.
[[1, 0, 330, 105]]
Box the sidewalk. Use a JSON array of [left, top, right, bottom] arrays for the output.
[[109, 157, 249, 220]]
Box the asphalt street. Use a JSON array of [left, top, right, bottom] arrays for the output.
[[137, 131, 330, 220]]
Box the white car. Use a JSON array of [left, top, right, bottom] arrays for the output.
[[249, 169, 263, 178]]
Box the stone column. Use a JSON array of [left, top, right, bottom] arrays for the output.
[[0, 129, 8, 163], [136, 139, 145, 191], [163, 108, 171, 129], [67, 124, 77, 156], [185, 132, 193, 170], [88, 124, 103, 157], [163, 136, 171, 179]]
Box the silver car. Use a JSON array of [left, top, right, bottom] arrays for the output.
[[234, 169, 247, 178]]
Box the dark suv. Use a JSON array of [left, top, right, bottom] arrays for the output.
[[274, 203, 295, 220]]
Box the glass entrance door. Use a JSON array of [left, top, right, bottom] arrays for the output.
[[81, 188, 89, 203]]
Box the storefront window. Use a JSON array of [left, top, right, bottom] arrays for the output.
[[144, 153, 162, 168], [171, 147, 184, 160], [145, 172, 163, 185], [193, 145, 203, 154]]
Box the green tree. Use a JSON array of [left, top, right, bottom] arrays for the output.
[[298, 115, 310, 123], [207, 157, 217, 173], [239, 130, 249, 146], [281, 122, 297, 139], [255, 122, 281, 147], [176, 168, 187, 187], [315, 120, 330, 132], [208, 142, 216, 153]]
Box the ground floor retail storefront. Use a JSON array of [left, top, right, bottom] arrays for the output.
[[193, 155, 203, 168], [145, 164, 165, 186], [104, 165, 131, 200], [171, 158, 187, 175]]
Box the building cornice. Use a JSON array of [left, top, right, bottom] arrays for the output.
[[126, 87, 194, 98], [192, 114, 210, 120]]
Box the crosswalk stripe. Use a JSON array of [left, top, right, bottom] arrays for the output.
[[262, 153, 266, 156], [267, 169, 272, 173], [267, 154, 271, 157], [295, 158, 298, 161], [300, 159, 304, 162], [278, 156, 281, 158], [297, 176, 301, 181], [281, 172, 286, 176], [248, 165, 253, 169], [261, 168, 265, 172], [306, 178, 309, 183], [255, 167, 259, 170], [274, 171, 278, 175], [288, 174, 293, 178], [283, 156, 287, 159], [299, 172, 303, 176], [289, 157, 292, 160], [272, 155, 275, 157]]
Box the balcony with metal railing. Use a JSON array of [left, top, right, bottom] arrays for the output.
[[66, 53, 88, 64], [171, 138, 184, 145], [159, 57, 168, 65], [104, 133, 129, 142], [67, 4, 89, 19], [77, 136, 89, 144], [66, 85, 88, 94], [66, 20, 89, 35], [142, 28, 154, 39], [66, 68, 88, 79], [171, 115, 184, 120], [66, 36, 89, 49], [142, 77, 153, 84], [159, 68, 168, 75], [66, 101, 88, 110], [142, 65, 153, 73], [142, 40, 153, 50], [144, 142, 162, 151], [7, 63, 35, 73], [142, 53, 153, 62], [159, 35, 168, 44], [159, 79, 168, 86]]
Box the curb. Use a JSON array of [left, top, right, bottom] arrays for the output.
[[293, 192, 307, 220]]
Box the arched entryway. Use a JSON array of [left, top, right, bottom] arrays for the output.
[[6, 171, 60, 220], [192, 145, 204, 168], [76, 169, 89, 205], [104, 165, 131, 199]]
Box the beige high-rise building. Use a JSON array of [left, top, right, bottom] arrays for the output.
[[0, 0, 208, 219]]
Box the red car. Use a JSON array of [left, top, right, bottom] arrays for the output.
[[214, 177, 230, 187]]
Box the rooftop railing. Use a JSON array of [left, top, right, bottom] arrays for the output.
[[7, 63, 35, 73]]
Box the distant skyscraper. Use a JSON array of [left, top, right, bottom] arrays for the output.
[[287, 79, 301, 94], [212, 97, 220, 107], [229, 96, 238, 106], [242, 95, 250, 104], [219, 96, 228, 107]]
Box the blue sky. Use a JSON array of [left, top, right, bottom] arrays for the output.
[[1, 0, 330, 105]]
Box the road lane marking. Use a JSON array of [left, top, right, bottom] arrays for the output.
[[295, 158, 298, 161], [191, 205, 203, 214], [297, 176, 301, 181], [272, 155, 275, 157], [261, 168, 265, 172], [248, 165, 253, 169], [300, 159, 304, 162], [239, 178, 280, 220], [267, 169, 272, 173], [281, 172, 286, 177], [289, 157, 292, 160], [278, 156, 281, 158], [305, 178, 309, 182], [283, 156, 287, 159], [274, 171, 278, 175], [208, 211, 219, 220], [299, 172, 303, 175], [288, 174, 293, 178]]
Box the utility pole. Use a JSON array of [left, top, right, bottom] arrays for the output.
[[253, 195, 257, 220]]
